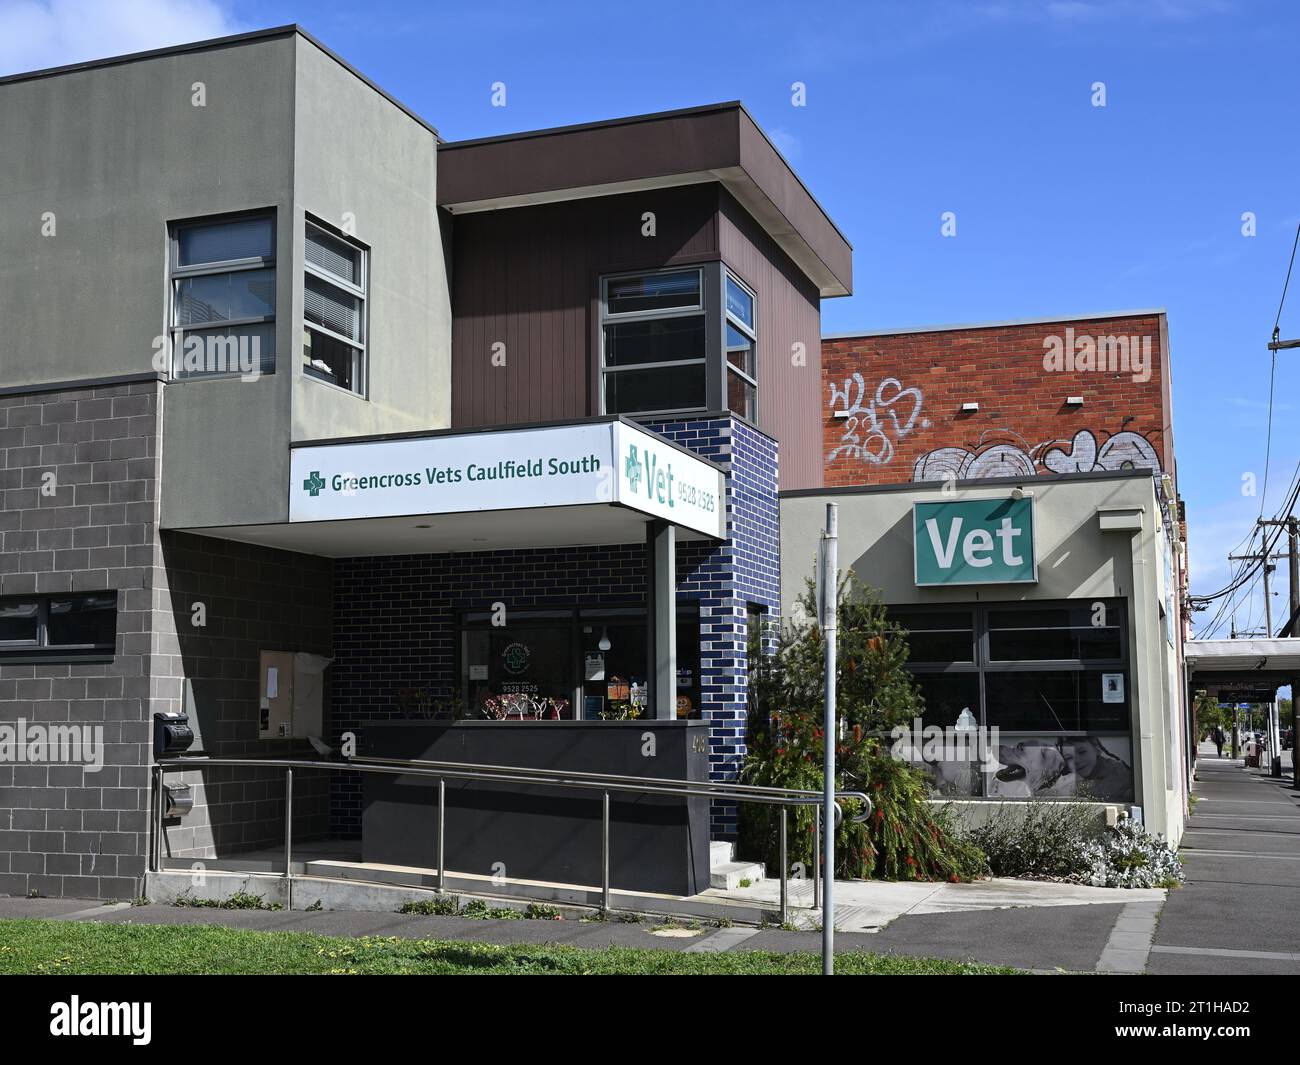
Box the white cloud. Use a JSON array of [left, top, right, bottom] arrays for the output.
[[0, 0, 242, 77]]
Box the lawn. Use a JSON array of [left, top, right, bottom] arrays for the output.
[[0, 919, 1015, 975]]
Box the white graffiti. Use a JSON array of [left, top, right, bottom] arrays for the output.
[[911, 429, 1160, 483], [1040, 429, 1160, 474], [827, 373, 929, 465]]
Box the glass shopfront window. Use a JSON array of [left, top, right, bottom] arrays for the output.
[[460, 605, 701, 721], [889, 600, 1134, 803]]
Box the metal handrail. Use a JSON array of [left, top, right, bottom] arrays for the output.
[[152, 754, 873, 922]]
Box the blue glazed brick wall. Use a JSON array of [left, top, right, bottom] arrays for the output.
[[647, 417, 781, 837], [330, 416, 780, 840]]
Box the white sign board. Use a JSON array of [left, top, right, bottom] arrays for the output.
[[612, 422, 725, 539], [290, 421, 725, 539]]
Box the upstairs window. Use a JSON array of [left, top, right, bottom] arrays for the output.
[[599, 265, 760, 422], [724, 272, 758, 421], [303, 220, 368, 395], [600, 268, 707, 416], [169, 213, 276, 378]]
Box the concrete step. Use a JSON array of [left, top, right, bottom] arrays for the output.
[[710, 860, 766, 891], [710, 840, 736, 865]]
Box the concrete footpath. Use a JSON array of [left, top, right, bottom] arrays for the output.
[[2, 745, 1296, 973], [1148, 743, 1300, 974]]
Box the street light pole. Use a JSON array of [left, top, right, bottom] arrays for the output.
[[820, 503, 838, 976]]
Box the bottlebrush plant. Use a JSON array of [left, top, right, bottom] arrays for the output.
[[738, 572, 987, 882]]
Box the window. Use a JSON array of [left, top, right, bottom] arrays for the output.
[[0, 593, 117, 658], [888, 600, 1133, 802], [303, 220, 368, 394], [724, 272, 757, 421], [601, 268, 707, 416], [599, 266, 760, 420], [987, 604, 1123, 662], [889, 608, 975, 664], [459, 604, 702, 720], [169, 213, 276, 378]]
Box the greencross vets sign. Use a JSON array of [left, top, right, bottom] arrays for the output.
[[613, 423, 722, 535], [913, 496, 1036, 586], [290, 421, 725, 539]]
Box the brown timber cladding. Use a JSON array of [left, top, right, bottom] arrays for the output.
[[448, 183, 824, 490]]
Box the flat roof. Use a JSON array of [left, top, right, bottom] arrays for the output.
[[0, 23, 441, 138], [438, 101, 853, 298], [824, 308, 1168, 340], [442, 101, 848, 247]]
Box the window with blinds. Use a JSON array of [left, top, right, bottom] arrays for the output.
[[303, 220, 367, 395], [169, 211, 276, 379]]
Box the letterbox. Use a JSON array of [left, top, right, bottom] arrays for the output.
[[153, 712, 194, 757], [163, 783, 194, 817]]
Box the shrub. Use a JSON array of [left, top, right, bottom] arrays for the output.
[[1077, 820, 1185, 888], [964, 801, 1100, 880], [738, 573, 987, 883]]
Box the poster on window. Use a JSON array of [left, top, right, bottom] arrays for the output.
[[903, 734, 1133, 802], [985, 736, 1133, 802]]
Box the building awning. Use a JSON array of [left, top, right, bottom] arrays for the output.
[[1185, 638, 1300, 695], [182, 417, 727, 557]]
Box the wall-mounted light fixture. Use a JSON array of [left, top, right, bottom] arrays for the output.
[[598, 627, 612, 651], [832, 410, 851, 419], [960, 401, 979, 413], [1065, 396, 1084, 407]]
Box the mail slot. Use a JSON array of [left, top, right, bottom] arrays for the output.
[[153, 712, 194, 757], [163, 783, 193, 817]]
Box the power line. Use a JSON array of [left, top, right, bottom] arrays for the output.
[[1192, 228, 1300, 619]]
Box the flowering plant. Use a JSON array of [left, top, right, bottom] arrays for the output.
[[1076, 819, 1185, 888], [739, 572, 987, 882]]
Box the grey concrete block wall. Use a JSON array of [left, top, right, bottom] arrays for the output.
[[0, 378, 164, 900], [155, 531, 332, 862], [0, 379, 337, 893]]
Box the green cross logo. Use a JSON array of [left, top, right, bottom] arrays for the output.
[[303, 471, 326, 497], [625, 446, 642, 492]]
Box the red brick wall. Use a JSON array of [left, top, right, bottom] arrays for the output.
[[821, 313, 1172, 487]]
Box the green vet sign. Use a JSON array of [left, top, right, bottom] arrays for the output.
[[913, 496, 1036, 586]]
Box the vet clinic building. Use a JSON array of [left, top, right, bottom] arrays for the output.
[[0, 26, 1188, 902], [791, 312, 1191, 843]]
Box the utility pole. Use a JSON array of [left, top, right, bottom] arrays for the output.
[[1228, 545, 1286, 774], [1259, 516, 1300, 788]]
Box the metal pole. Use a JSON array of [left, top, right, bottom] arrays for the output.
[[152, 764, 164, 873], [1264, 563, 1281, 775], [437, 777, 446, 891], [601, 790, 611, 913], [779, 807, 788, 926], [1289, 519, 1299, 790], [284, 768, 293, 910], [821, 502, 838, 975], [812, 803, 820, 910]]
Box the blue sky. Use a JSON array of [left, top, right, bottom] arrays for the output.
[[4, 0, 1298, 640]]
